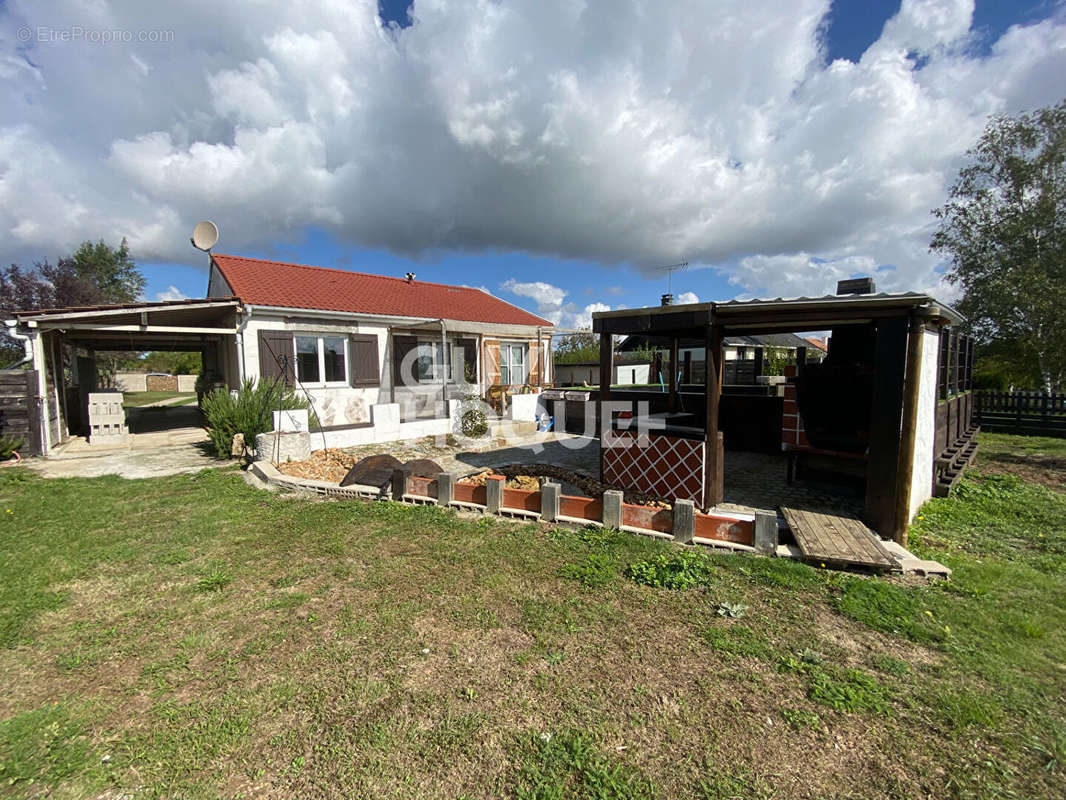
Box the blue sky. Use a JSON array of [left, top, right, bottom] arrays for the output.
[[4, 1, 1062, 327]]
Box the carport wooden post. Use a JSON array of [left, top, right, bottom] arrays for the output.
[[892, 314, 926, 546], [703, 324, 723, 510]]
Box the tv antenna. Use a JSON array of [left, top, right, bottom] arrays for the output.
[[190, 220, 219, 252], [654, 260, 688, 294]]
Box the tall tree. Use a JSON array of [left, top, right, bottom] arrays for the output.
[[0, 238, 146, 366], [931, 100, 1066, 392]]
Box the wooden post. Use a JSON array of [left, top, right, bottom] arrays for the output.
[[893, 316, 925, 546], [485, 475, 504, 514], [683, 350, 692, 385], [598, 332, 613, 483], [669, 337, 679, 412], [864, 318, 909, 538], [703, 325, 723, 510], [753, 347, 764, 380], [672, 499, 694, 544]]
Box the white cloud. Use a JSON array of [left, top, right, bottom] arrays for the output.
[[1, 0, 1064, 298], [501, 278, 610, 328], [675, 291, 699, 304], [155, 285, 188, 302]]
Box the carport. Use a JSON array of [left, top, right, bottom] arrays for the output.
[[8, 298, 241, 455]]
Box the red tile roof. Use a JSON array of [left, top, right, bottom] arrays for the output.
[[211, 254, 552, 327]]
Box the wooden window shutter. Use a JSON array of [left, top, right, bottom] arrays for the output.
[[257, 330, 295, 386], [483, 340, 501, 386], [392, 335, 418, 388], [458, 338, 477, 384], [349, 334, 380, 387]]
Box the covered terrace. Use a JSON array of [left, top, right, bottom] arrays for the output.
[[591, 284, 964, 543]]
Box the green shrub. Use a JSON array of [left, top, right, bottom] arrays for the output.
[[625, 549, 714, 590], [201, 378, 313, 459], [460, 406, 488, 438], [0, 433, 24, 460]]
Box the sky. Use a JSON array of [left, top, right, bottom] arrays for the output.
[[1, 1, 1064, 329]]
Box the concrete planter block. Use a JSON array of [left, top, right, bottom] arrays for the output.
[[510, 393, 541, 422], [672, 499, 695, 544], [756, 376, 787, 386], [254, 431, 311, 463], [485, 475, 504, 513], [602, 490, 623, 529], [436, 472, 455, 506], [754, 511, 779, 554], [541, 481, 560, 522]]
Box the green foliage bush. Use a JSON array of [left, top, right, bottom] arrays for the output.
[[625, 549, 714, 590], [201, 378, 312, 459], [460, 406, 488, 438], [0, 433, 24, 460]]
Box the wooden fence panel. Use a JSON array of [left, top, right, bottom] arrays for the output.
[[975, 390, 1066, 438], [0, 370, 41, 455]]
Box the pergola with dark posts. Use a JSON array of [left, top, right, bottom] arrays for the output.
[[591, 281, 969, 543]]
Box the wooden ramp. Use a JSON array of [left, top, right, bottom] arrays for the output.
[[781, 507, 898, 571]]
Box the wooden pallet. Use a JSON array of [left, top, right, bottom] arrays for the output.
[[781, 507, 898, 571], [934, 424, 980, 497]]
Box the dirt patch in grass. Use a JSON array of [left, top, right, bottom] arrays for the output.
[[976, 432, 1066, 492], [977, 450, 1066, 491]]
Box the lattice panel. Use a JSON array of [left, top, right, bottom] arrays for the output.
[[602, 430, 705, 506]]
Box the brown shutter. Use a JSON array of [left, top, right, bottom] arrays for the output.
[[484, 340, 501, 385], [258, 330, 295, 386], [349, 334, 380, 387], [458, 338, 477, 384], [392, 335, 418, 389], [527, 340, 539, 386]]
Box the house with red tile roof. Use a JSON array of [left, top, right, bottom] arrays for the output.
[[7, 255, 553, 454], [205, 255, 554, 442]]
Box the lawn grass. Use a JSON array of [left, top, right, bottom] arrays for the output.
[[0, 433, 1064, 798], [121, 391, 197, 408]]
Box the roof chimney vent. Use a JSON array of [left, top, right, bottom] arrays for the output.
[[661, 293, 674, 306], [836, 277, 876, 295], [405, 272, 416, 283]]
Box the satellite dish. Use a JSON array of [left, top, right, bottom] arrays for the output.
[[190, 220, 219, 252]]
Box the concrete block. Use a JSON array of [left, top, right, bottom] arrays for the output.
[[391, 468, 410, 501], [485, 475, 504, 513], [177, 374, 197, 392], [602, 490, 623, 529], [541, 481, 560, 522], [372, 403, 401, 433], [273, 408, 309, 432], [510, 392, 540, 422], [897, 558, 952, 577], [672, 499, 695, 544], [436, 472, 455, 506], [254, 431, 311, 463], [754, 511, 779, 554]]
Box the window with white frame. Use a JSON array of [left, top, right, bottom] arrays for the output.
[[500, 342, 527, 386], [294, 335, 348, 385], [415, 341, 452, 382]]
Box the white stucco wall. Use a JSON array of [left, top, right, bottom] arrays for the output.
[[908, 328, 941, 521], [242, 316, 387, 428]]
